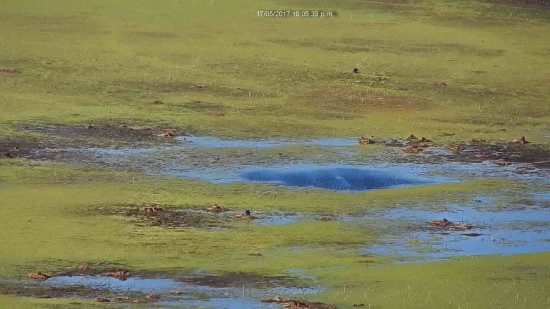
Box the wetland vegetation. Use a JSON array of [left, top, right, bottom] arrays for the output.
[[0, 0, 549, 308]]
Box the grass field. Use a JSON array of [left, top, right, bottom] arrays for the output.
[[1, 0, 549, 308], [1, 0, 549, 140]]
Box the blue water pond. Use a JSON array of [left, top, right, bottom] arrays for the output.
[[240, 166, 445, 191]]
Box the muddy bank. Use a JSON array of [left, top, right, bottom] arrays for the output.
[[5, 128, 549, 179], [4, 267, 325, 308], [20, 123, 189, 145], [0, 282, 111, 301], [379, 136, 550, 169], [100, 205, 333, 230], [124, 206, 225, 230], [0, 136, 61, 159], [96, 204, 226, 230], [443, 142, 550, 168], [177, 136, 357, 148], [262, 296, 335, 309], [1, 123, 192, 159], [180, 272, 291, 288], [47, 135, 550, 187]]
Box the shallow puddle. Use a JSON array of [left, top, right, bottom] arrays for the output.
[[362, 202, 550, 262], [54, 137, 547, 190], [43, 274, 322, 308], [59, 148, 458, 190], [177, 136, 358, 148], [245, 197, 549, 261]]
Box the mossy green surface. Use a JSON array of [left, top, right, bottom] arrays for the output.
[[318, 252, 550, 308], [0, 0, 549, 141]]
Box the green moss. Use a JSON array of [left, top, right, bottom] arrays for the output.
[[316, 252, 550, 309], [0, 0, 548, 141]]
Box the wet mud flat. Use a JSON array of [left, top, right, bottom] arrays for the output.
[[2, 268, 325, 308], [4, 129, 549, 183], [433, 142, 550, 168], [110, 205, 228, 230], [97, 204, 311, 230], [100, 204, 355, 230], [2, 132, 549, 307], [1, 124, 186, 159], [35, 134, 549, 188]]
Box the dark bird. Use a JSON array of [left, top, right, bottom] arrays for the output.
[[353, 67, 359, 74]]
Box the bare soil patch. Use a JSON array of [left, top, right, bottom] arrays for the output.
[[1, 123, 191, 159], [21, 124, 186, 144], [262, 296, 335, 309], [99, 205, 226, 229], [180, 272, 291, 288], [0, 283, 106, 300], [54, 265, 135, 279], [0, 68, 21, 73], [0, 136, 60, 159], [446, 142, 550, 168]]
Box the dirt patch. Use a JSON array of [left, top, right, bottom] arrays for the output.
[[262, 296, 335, 309], [100, 205, 318, 230], [1, 123, 194, 159], [379, 135, 434, 148], [56, 267, 133, 278], [1, 123, 190, 159], [1, 278, 161, 304], [21, 124, 186, 144], [0, 136, 61, 159], [293, 86, 433, 114], [0, 68, 21, 73], [179, 100, 226, 111], [0, 281, 114, 301], [180, 272, 291, 288], [103, 205, 226, 229], [402, 145, 424, 153], [445, 142, 550, 168]]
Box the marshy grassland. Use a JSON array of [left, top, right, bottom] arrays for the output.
[[0, 0, 549, 308], [1, 0, 549, 139]]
